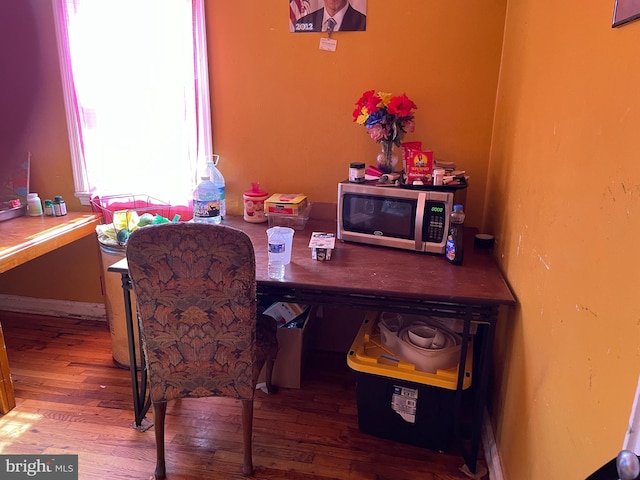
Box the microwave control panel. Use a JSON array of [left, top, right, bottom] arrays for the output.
[[423, 201, 447, 243]]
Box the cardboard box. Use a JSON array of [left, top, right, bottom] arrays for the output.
[[259, 305, 315, 389], [264, 193, 308, 216]]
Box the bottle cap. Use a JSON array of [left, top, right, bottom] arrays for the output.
[[453, 204, 463, 211]]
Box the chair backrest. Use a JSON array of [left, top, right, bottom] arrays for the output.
[[126, 222, 258, 403]]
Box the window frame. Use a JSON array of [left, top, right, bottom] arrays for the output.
[[52, 0, 212, 206]]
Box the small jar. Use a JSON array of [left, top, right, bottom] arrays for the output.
[[433, 168, 445, 186], [27, 193, 43, 216], [349, 162, 365, 183], [53, 195, 67, 216], [43, 199, 55, 216], [243, 182, 269, 223]]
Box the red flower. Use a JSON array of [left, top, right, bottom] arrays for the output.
[[353, 90, 381, 120], [387, 93, 417, 118]]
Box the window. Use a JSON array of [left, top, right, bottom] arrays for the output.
[[53, 0, 212, 209]]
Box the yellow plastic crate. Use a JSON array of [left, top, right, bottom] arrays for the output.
[[347, 311, 473, 390]]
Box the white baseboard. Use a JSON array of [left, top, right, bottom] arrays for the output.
[[483, 407, 504, 480], [0, 294, 106, 322]]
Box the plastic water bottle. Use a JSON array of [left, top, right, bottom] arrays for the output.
[[193, 176, 221, 224], [206, 156, 226, 219], [445, 204, 465, 265], [267, 226, 287, 280]]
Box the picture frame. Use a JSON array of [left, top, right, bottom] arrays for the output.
[[612, 0, 640, 27]]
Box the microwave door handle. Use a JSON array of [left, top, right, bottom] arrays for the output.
[[415, 192, 426, 250]]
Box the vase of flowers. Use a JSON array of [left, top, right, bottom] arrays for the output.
[[353, 90, 417, 173], [377, 141, 398, 173]]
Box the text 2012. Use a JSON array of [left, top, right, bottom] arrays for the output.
[[295, 23, 314, 31]]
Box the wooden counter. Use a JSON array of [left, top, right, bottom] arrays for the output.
[[0, 212, 101, 413], [0, 212, 101, 274]]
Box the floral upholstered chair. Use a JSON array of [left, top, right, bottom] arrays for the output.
[[126, 222, 278, 478]]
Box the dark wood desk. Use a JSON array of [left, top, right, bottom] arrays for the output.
[[108, 215, 516, 474], [0, 212, 101, 413]]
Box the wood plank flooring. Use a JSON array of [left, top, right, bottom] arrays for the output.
[[0, 311, 486, 479]]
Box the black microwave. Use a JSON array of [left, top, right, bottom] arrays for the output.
[[337, 181, 465, 254]]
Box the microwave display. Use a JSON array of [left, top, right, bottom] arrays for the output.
[[342, 194, 417, 239], [423, 201, 447, 243]]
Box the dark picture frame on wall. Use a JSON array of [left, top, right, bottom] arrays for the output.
[[612, 0, 640, 27]]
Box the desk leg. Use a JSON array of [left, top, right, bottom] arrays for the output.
[[459, 306, 496, 475], [0, 322, 16, 414], [453, 306, 473, 471], [120, 273, 152, 431]]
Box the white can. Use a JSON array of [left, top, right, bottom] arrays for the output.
[[433, 168, 445, 186]]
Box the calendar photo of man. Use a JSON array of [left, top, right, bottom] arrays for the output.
[[290, 0, 367, 33]]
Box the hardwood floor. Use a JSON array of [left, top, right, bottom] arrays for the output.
[[0, 311, 486, 479]]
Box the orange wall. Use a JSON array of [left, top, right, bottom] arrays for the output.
[[488, 0, 640, 478], [1, 1, 507, 304], [205, 1, 506, 224]]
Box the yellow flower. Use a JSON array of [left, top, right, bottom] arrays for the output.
[[355, 107, 370, 125], [377, 92, 393, 107]]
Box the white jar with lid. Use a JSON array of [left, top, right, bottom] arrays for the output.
[[432, 168, 445, 186], [349, 162, 365, 183], [27, 193, 43, 216], [243, 182, 269, 223]]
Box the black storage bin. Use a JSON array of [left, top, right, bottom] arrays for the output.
[[347, 312, 473, 451]]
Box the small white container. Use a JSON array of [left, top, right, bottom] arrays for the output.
[[243, 182, 268, 223], [433, 168, 445, 186], [27, 193, 43, 217]]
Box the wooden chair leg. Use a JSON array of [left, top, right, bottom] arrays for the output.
[[153, 401, 168, 480], [263, 357, 277, 394], [241, 399, 254, 476]]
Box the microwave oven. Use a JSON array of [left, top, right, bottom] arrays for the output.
[[337, 181, 465, 254]]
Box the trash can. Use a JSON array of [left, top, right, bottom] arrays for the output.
[[98, 241, 141, 369], [92, 194, 173, 369]]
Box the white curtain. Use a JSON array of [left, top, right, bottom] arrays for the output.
[[53, 0, 212, 208]]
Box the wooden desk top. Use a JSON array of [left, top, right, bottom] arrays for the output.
[[0, 212, 101, 274], [109, 216, 516, 308]]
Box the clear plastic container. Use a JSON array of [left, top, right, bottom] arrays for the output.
[[266, 203, 311, 230], [266, 226, 294, 281]]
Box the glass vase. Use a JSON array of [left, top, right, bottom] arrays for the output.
[[377, 142, 398, 174]]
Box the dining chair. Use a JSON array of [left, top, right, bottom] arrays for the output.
[[126, 222, 278, 478]]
